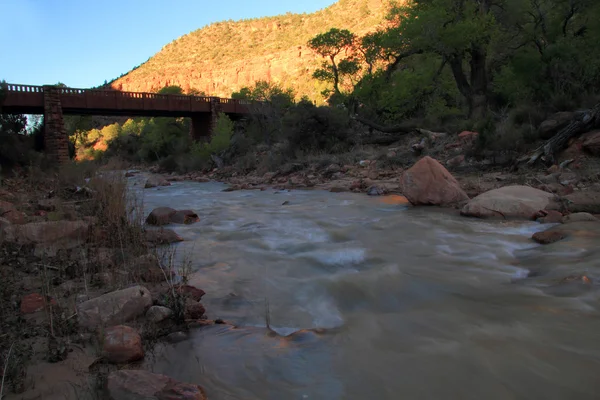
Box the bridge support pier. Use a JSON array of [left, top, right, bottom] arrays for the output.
[[189, 97, 223, 142], [43, 86, 70, 164], [189, 114, 213, 142]]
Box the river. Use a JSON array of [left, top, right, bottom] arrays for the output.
[[136, 179, 600, 400]]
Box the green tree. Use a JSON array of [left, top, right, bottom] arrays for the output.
[[358, 31, 387, 75], [232, 80, 295, 106], [308, 28, 359, 96], [101, 123, 121, 142], [232, 81, 296, 146], [382, 0, 503, 118], [157, 85, 184, 95]]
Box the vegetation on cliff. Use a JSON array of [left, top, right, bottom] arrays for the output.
[[109, 0, 391, 100]]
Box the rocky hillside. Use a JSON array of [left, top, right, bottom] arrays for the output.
[[110, 0, 391, 99]]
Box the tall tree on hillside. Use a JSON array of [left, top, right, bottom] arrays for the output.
[[358, 31, 388, 76], [384, 0, 504, 119], [308, 28, 359, 97]]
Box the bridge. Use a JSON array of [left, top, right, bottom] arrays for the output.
[[0, 83, 257, 163]]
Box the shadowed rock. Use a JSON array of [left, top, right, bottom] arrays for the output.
[[532, 230, 567, 244], [77, 286, 152, 329], [145, 176, 171, 189], [462, 185, 555, 220], [145, 228, 184, 245], [562, 212, 598, 224], [146, 207, 177, 226], [107, 370, 207, 400], [170, 210, 200, 224], [102, 325, 144, 364]]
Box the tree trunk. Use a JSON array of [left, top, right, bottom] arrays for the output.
[[469, 45, 488, 119], [330, 55, 340, 94], [353, 116, 423, 133], [447, 48, 489, 119], [352, 115, 446, 145]]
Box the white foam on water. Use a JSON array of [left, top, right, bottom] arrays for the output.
[[472, 222, 548, 236], [261, 219, 330, 250], [296, 289, 345, 329], [303, 248, 367, 266]]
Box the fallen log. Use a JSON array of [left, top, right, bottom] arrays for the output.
[[353, 115, 446, 145], [353, 115, 422, 134], [516, 103, 600, 167]]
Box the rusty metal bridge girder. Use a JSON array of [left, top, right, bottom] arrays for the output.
[[0, 83, 256, 117]]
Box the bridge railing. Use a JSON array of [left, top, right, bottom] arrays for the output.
[[3, 83, 257, 114], [5, 84, 44, 93]]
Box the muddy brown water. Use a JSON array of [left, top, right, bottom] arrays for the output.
[[135, 178, 600, 400]]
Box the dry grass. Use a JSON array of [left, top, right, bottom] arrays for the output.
[[0, 159, 202, 399]]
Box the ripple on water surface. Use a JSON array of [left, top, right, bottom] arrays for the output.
[[138, 180, 600, 400]]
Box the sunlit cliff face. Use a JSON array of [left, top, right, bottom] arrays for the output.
[[110, 0, 391, 99]]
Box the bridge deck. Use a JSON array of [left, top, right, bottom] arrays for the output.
[[1, 84, 254, 116]]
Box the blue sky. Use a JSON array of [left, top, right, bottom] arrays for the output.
[[0, 0, 336, 88]]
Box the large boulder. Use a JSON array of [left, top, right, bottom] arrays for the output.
[[563, 192, 600, 214], [130, 254, 168, 283], [170, 210, 200, 224], [146, 207, 177, 226], [102, 325, 144, 364], [539, 112, 575, 139], [176, 285, 206, 301], [582, 130, 600, 156], [536, 210, 563, 224], [77, 285, 152, 329], [531, 221, 600, 244], [106, 370, 207, 400], [184, 299, 206, 320], [146, 208, 200, 225], [2, 220, 90, 250], [145, 228, 184, 245], [400, 156, 469, 206], [562, 212, 598, 224], [532, 230, 568, 245], [461, 185, 555, 220], [146, 306, 173, 323]]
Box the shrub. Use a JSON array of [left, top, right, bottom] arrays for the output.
[[282, 99, 353, 153]]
